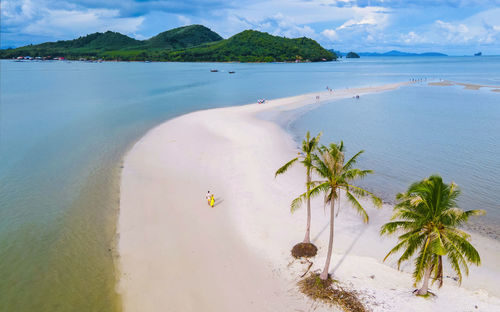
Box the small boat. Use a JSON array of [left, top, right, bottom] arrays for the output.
[[228, 71, 235, 74], [210, 69, 218, 72], [474, 52, 482, 56]]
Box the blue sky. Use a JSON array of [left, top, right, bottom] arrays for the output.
[[2, 0, 500, 54]]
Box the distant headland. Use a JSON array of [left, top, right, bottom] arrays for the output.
[[0, 25, 336, 63], [358, 50, 447, 57], [331, 50, 447, 57]]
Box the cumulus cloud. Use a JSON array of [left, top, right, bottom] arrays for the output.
[[2, 0, 39, 27], [177, 15, 192, 26], [400, 31, 425, 44], [2, 0, 500, 54], [325, 0, 500, 8], [1, 0, 144, 45], [394, 8, 500, 50], [322, 29, 338, 41], [23, 9, 144, 37]]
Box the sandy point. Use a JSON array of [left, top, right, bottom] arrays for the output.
[[117, 82, 500, 312]]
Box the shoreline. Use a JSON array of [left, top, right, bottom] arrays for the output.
[[117, 82, 500, 311], [429, 79, 500, 92]]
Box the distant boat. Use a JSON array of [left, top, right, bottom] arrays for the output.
[[474, 52, 482, 56], [210, 69, 218, 72], [228, 71, 235, 74]]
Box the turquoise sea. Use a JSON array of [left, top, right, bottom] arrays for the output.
[[1, 57, 499, 311]]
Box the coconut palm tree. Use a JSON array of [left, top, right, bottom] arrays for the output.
[[380, 175, 485, 295], [306, 142, 381, 280], [275, 131, 322, 247]]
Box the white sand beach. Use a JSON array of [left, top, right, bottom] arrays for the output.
[[118, 83, 500, 312]]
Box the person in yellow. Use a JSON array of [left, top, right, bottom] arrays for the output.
[[206, 191, 215, 207], [210, 195, 215, 208]]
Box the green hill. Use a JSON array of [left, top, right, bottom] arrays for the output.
[[346, 52, 360, 58], [166, 30, 336, 62], [146, 25, 223, 49], [5, 31, 143, 58], [0, 26, 335, 62], [0, 25, 222, 59]]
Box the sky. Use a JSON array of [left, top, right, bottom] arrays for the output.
[[1, 0, 500, 55]]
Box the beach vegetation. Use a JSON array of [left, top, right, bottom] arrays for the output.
[[306, 142, 381, 280], [380, 175, 485, 296], [298, 273, 367, 312], [276, 131, 322, 258]]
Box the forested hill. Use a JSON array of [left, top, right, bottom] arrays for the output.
[[146, 25, 223, 49], [0, 25, 335, 62], [167, 30, 336, 62], [0, 25, 221, 58]]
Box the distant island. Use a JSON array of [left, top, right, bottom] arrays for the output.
[[328, 49, 447, 57], [346, 52, 360, 58], [0, 25, 336, 63], [358, 50, 447, 57]]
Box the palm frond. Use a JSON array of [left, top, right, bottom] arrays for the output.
[[380, 220, 414, 235], [345, 184, 382, 208], [275, 157, 298, 177], [345, 191, 369, 223], [290, 192, 307, 213], [343, 149, 364, 170]]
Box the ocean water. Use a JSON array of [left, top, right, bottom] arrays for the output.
[[288, 58, 500, 239], [0, 56, 498, 311]]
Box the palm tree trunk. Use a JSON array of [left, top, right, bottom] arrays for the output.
[[320, 193, 335, 280], [335, 195, 341, 217], [303, 172, 311, 244], [416, 265, 433, 295]]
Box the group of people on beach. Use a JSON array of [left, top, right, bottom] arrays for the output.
[[410, 77, 427, 82], [205, 191, 215, 208]]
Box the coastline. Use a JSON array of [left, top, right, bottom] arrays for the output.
[[117, 82, 500, 311], [429, 80, 500, 92]]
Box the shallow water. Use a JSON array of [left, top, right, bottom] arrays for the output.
[[289, 83, 500, 239], [1, 56, 499, 310]]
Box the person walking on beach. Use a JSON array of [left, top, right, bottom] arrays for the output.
[[206, 191, 211, 205], [210, 194, 215, 208]]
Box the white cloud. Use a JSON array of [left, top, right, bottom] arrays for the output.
[[322, 29, 338, 41], [1, 0, 38, 26], [400, 31, 425, 44], [177, 15, 192, 26], [23, 9, 144, 37], [1, 1, 144, 43], [435, 20, 471, 43], [395, 8, 500, 49], [2, 0, 500, 53]]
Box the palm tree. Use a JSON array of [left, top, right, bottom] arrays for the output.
[[275, 131, 321, 246], [380, 175, 485, 295], [306, 142, 381, 280]]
